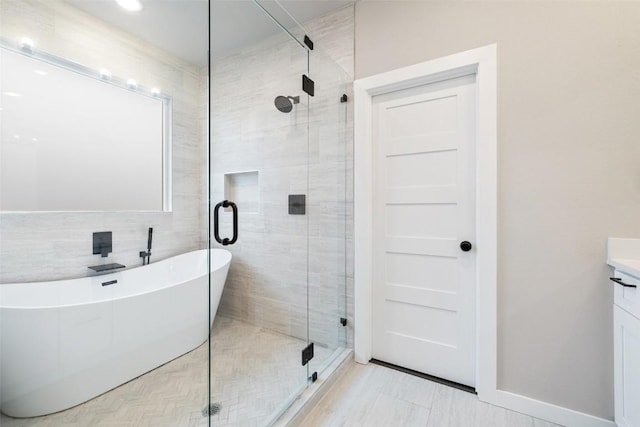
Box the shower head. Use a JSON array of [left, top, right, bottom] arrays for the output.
[[274, 95, 300, 113]]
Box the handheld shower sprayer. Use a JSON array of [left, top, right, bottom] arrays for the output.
[[147, 227, 153, 253], [140, 227, 153, 265]]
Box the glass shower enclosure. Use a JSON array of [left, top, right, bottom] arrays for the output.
[[0, 0, 350, 425], [208, 0, 350, 424]]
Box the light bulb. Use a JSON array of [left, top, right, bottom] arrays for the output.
[[115, 0, 143, 12], [127, 79, 137, 89], [20, 37, 34, 52]]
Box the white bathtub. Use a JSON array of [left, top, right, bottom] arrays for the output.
[[0, 248, 231, 418]]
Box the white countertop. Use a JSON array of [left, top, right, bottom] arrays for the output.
[[607, 238, 640, 278]]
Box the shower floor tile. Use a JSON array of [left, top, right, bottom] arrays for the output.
[[207, 316, 332, 427], [0, 315, 331, 427]]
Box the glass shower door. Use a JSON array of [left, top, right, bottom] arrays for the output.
[[307, 47, 351, 378], [208, 1, 311, 424], [250, 0, 352, 386]]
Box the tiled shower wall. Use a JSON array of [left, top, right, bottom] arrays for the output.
[[211, 6, 355, 350], [0, 0, 207, 284]]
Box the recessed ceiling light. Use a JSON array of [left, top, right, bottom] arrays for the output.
[[115, 0, 143, 12], [3, 92, 22, 97]]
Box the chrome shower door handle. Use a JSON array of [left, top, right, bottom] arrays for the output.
[[213, 200, 238, 246]]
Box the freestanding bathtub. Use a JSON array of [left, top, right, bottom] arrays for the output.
[[0, 248, 231, 418]]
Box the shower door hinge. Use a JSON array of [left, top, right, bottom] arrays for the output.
[[302, 75, 315, 96], [304, 35, 314, 50], [301, 342, 314, 366], [310, 371, 318, 383], [340, 317, 347, 327]]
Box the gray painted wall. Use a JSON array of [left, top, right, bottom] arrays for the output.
[[355, 0, 640, 419], [0, 0, 207, 284]]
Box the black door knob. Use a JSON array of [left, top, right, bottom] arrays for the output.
[[460, 241, 472, 252]]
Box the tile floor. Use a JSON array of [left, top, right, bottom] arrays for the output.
[[2, 318, 563, 427], [301, 362, 563, 427], [0, 316, 331, 427], [207, 317, 332, 426]]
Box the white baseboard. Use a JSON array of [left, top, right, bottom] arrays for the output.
[[483, 389, 615, 427]]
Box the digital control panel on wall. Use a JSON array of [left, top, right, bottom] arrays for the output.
[[0, 44, 171, 212]]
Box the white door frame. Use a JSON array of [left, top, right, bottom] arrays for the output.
[[353, 44, 498, 399]]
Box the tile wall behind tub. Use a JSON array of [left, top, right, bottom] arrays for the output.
[[0, 0, 207, 284], [211, 6, 354, 350]]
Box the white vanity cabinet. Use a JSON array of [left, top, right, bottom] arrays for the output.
[[612, 273, 640, 427], [608, 238, 640, 427]]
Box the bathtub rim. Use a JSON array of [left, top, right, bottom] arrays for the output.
[[0, 248, 231, 309]]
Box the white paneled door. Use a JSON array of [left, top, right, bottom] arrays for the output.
[[372, 74, 477, 387]]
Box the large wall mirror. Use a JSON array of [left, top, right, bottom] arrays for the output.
[[0, 39, 172, 212]]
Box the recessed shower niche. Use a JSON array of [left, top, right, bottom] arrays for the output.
[[224, 170, 259, 213]]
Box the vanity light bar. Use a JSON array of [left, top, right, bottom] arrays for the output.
[[0, 36, 168, 100]]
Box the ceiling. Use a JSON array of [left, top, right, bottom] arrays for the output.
[[66, 0, 354, 66]]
